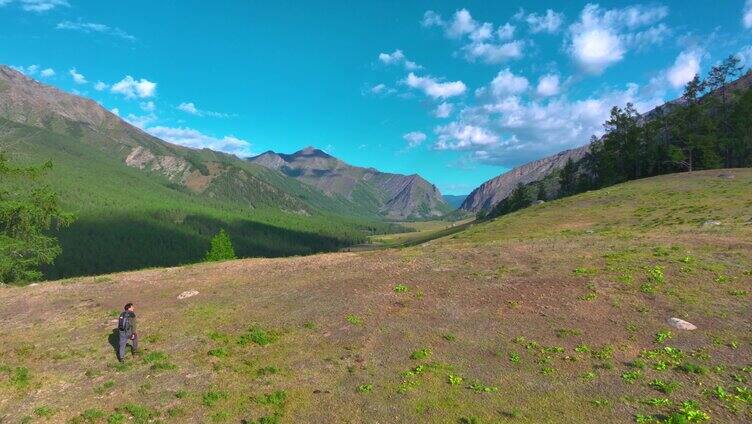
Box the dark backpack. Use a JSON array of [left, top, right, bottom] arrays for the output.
[[118, 312, 130, 332]]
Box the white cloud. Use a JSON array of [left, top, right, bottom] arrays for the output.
[[744, 1, 752, 29], [124, 113, 157, 129], [177, 102, 199, 115], [405, 72, 466, 99], [140, 101, 156, 112], [11, 64, 40, 75], [147, 126, 253, 157], [16, 0, 68, 12], [525, 9, 564, 34], [497, 23, 515, 40], [421, 10, 444, 28], [422, 9, 525, 64], [378, 49, 422, 70], [463, 40, 523, 64], [69, 68, 87, 84], [489, 69, 529, 97], [666, 49, 702, 89], [94, 81, 108, 91], [536, 74, 561, 97], [434, 102, 453, 118], [434, 78, 664, 165], [736, 45, 752, 68], [111, 107, 120, 116], [0, 0, 11, 6], [111, 75, 157, 99], [568, 4, 670, 74], [446, 9, 477, 39], [56, 20, 135, 41], [403, 131, 427, 148], [379, 49, 404, 65], [176, 101, 228, 118], [434, 123, 500, 150], [40, 67, 54, 77]]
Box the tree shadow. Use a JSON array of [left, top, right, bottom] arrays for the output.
[[107, 329, 119, 359]]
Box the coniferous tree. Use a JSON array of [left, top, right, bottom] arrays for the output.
[[0, 154, 73, 283], [205, 229, 236, 262]]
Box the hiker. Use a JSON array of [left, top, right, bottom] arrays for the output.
[[117, 303, 138, 362]]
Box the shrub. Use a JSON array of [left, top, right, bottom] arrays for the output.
[[238, 326, 278, 346]]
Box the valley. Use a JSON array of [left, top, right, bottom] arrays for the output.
[[1, 170, 750, 423]]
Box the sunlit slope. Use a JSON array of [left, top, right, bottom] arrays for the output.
[[0, 169, 750, 423]]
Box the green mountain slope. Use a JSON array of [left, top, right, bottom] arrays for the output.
[[0, 66, 404, 279]]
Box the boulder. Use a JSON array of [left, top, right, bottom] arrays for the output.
[[667, 317, 697, 330], [702, 220, 721, 228]]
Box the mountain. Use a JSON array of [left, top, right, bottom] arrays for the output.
[[0, 65, 400, 279], [249, 147, 452, 219], [442, 194, 468, 209], [461, 145, 590, 212]]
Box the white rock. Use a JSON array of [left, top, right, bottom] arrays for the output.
[[667, 317, 697, 330], [702, 220, 721, 227], [177, 290, 199, 300]]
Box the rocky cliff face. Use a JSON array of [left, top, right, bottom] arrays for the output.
[[249, 147, 451, 219], [461, 145, 590, 212]]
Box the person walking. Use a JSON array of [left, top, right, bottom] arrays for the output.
[[117, 303, 138, 362]]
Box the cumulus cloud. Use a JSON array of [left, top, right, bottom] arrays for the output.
[[463, 40, 523, 64], [40, 68, 54, 77], [403, 131, 427, 148], [94, 81, 108, 91], [433, 74, 664, 166], [497, 23, 515, 40], [147, 126, 253, 157], [666, 49, 702, 89], [568, 4, 670, 74], [177, 101, 229, 118], [124, 113, 157, 129], [111, 75, 157, 99], [369, 83, 396, 95], [422, 9, 524, 64], [111, 107, 120, 116], [140, 101, 156, 112], [56, 20, 136, 41], [434, 123, 500, 150], [69, 68, 87, 84], [378, 49, 422, 70], [736, 45, 752, 68], [525, 9, 565, 34], [744, 1, 752, 29], [536, 74, 561, 97], [405, 72, 466, 99], [489, 69, 529, 97], [434, 102, 453, 118]]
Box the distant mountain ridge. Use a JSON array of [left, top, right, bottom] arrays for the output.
[[442, 194, 467, 209], [461, 145, 590, 212], [249, 147, 451, 219]]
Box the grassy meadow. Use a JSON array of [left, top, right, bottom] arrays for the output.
[[0, 169, 750, 423]]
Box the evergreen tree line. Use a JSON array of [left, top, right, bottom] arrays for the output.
[[488, 56, 752, 219]]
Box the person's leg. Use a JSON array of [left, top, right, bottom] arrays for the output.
[[130, 333, 138, 355], [117, 333, 127, 361]]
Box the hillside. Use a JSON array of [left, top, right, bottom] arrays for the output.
[[461, 145, 589, 212], [463, 69, 752, 214], [249, 147, 452, 219], [0, 66, 404, 279], [1, 169, 749, 423]]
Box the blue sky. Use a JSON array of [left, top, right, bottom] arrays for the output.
[[2, 0, 752, 194]]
